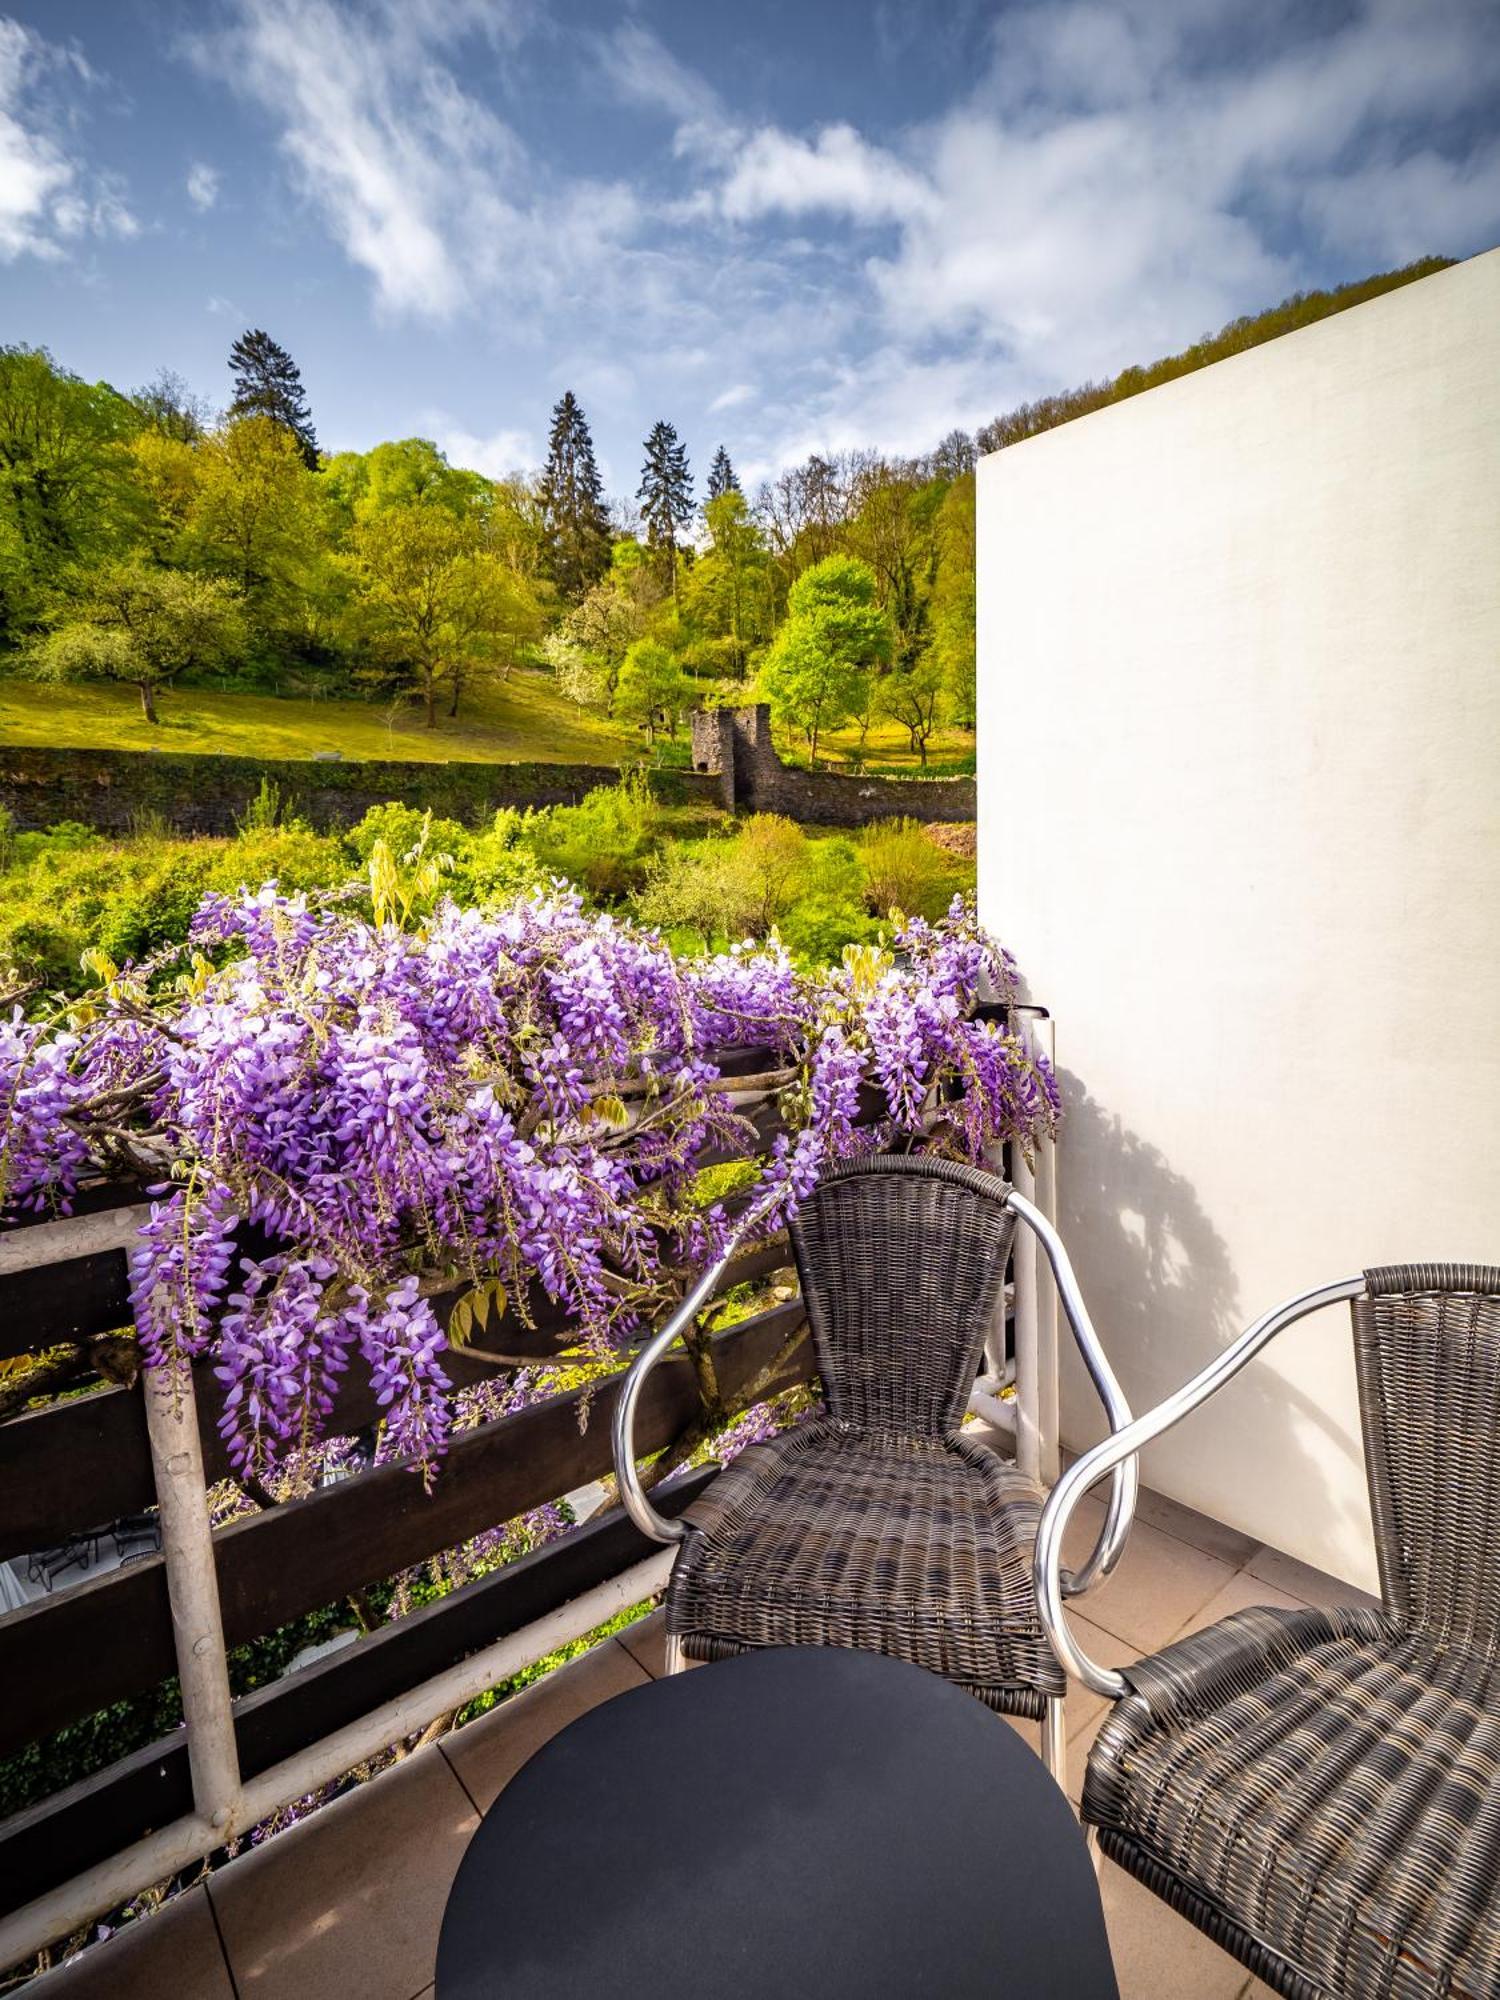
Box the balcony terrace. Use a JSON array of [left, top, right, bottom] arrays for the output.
[[36, 1456, 1378, 2000]]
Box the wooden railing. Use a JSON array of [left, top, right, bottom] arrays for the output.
[[0, 1015, 1050, 1968]]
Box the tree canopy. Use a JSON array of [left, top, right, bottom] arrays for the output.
[[228, 329, 319, 470], [538, 392, 612, 603]]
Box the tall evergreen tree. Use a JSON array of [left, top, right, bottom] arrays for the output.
[[228, 329, 318, 468], [537, 390, 612, 602], [637, 419, 693, 599], [706, 443, 740, 501]]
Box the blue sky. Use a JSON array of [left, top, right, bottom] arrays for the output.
[[3, 0, 1498, 497]]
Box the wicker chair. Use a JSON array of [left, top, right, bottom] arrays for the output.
[[1036, 1263, 1500, 2000], [613, 1152, 1138, 1784]]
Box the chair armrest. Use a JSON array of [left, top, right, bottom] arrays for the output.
[[1006, 1192, 1138, 1595], [611, 1192, 784, 1547], [1034, 1272, 1365, 1698]]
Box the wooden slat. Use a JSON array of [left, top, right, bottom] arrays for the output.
[[0, 1235, 797, 1557], [0, 1469, 714, 1919], [0, 1248, 133, 1358], [0, 1181, 145, 1235], [0, 1302, 811, 1757], [0, 1346, 497, 1565]]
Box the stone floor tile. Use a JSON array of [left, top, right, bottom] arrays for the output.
[[34, 1885, 233, 2000], [209, 1741, 478, 2000], [1067, 1518, 1237, 1654], [440, 1635, 648, 1812], [1168, 1569, 1310, 1640], [1242, 1544, 1381, 1614], [1101, 1857, 1250, 2000], [1129, 1486, 1261, 1571]]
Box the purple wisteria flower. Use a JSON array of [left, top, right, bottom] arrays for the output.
[[0, 887, 1056, 1485]]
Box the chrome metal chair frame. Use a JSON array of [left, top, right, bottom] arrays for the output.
[[611, 1173, 1139, 1785], [1033, 1273, 1362, 1697]]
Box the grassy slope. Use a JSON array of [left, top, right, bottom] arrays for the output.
[[0, 671, 976, 777], [0, 668, 637, 766]]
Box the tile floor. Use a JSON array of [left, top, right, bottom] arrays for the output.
[[39, 1483, 1379, 2000]]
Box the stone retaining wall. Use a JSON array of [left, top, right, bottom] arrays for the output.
[[0, 745, 721, 836]]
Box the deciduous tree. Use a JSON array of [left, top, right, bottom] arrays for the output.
[[33, 560, 244, 722], [348, 505, 526, 727], [758, 554, 890, 765], [613, 637, 687, 743]]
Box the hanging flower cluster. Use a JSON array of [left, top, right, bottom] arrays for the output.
[[1, 886, 1057, 1484]]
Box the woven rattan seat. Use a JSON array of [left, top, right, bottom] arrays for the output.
[[661, 1155, 1072, 1718], [672, 1420, 1061, 1710], [1079, 1265, 1500, 2000]]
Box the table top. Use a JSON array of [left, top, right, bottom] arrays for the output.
[[437, 1644, 1118, 1999]]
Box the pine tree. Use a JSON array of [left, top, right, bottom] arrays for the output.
[[537, 391, 612, 602], [227, 329, 318, 469], [637, 419, 693, 599], [706, 443, 740, 501]]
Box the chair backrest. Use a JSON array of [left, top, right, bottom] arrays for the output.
[[788, 1154, 1015, 1434], [1353, 1264, 1500, 1656]]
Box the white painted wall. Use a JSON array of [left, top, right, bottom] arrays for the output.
[[978, 249, 1500, 1589]]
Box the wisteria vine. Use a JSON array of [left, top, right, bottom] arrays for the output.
[[0, 886, 1058, 1484]]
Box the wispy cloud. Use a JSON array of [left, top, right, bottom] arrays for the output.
[[186, 160, 220, 211], [176, 0, 1499, 479], [0, 17, 137, 262], [601, 0, 1500, 464], [708, 382, 754, 413], [190, 0, 531, 317]]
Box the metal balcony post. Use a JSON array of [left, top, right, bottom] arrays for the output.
[[142, 1351, 242, 1834]]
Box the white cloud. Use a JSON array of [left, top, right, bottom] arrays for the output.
[[186, 160, 220, 211], [194, 0, 531, 318], [708, 382, 754, 413], [0, 18, 137, 262], [603, 21, 724, 152], [187, 0, 1500, 482], [720, 123, 936, 226], [433, 421, 536, 478]]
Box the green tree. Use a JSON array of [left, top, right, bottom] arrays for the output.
[[681, 491, 769, 673], [188, 417, 326, 633], [320, 438, 483, 525], [613, 637, 687, 744], [132, 369, 212, 444], [538, 391, 612, 601], [32, 560, 244, 722], [0, 346, 142, 637], [759, 554, 890, 764], [928, 474, 976, 730], [348, 505, 524, 727], [636, 420, 693, 602], [228, 329, 318, 469], [879, 653, 950, 766], [706, 444, 740, 501]]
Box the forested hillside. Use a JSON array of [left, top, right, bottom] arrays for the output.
[[0, 259, 1442, 769]]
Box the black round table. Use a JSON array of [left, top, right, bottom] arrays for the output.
[[436, 1645, 1118, 1998]]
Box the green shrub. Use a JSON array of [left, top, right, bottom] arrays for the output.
[[345, 801, 469, 867], [634, 814, 807, 943], [528, 772, 659, 900], [858, 817, 957, 920]]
